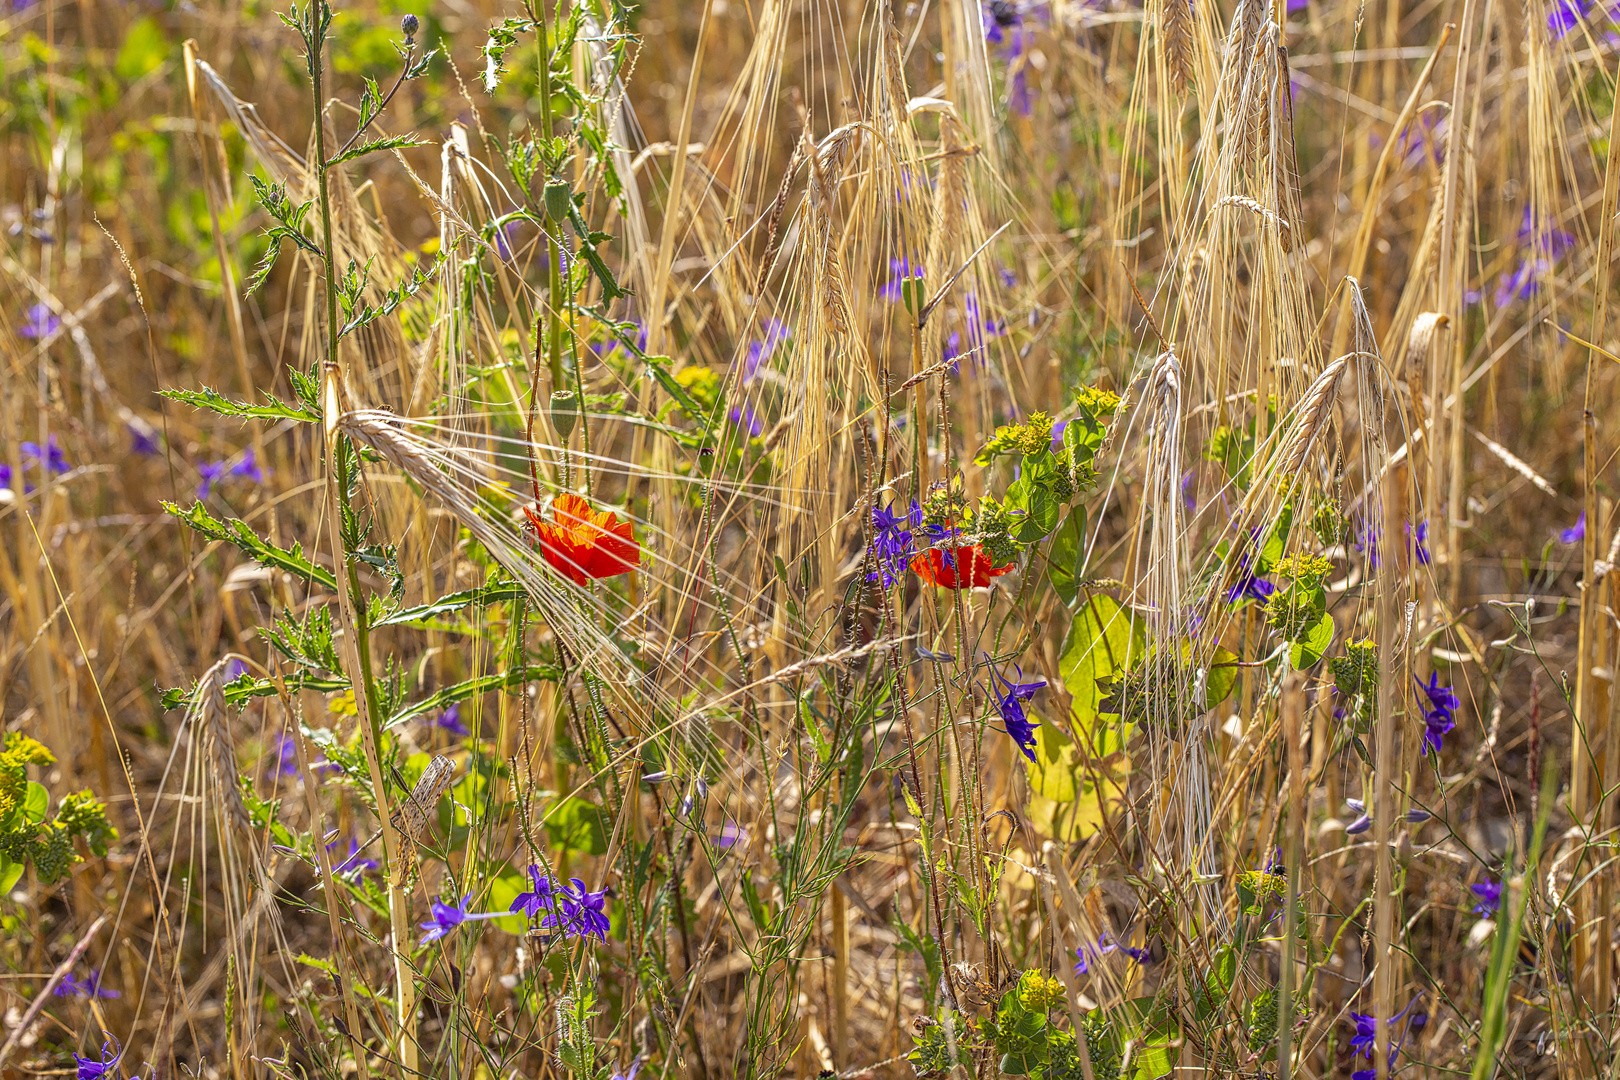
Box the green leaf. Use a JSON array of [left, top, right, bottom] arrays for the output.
[[1028, 720, 1078, 802], [644, 355, 713, 432], [1046, 507, 1087, 608], [328, 134, 425, 169], [160, 385, 321, 424], [1288, 611, 1334, 670], [374, 585, 530, 627], [1012, 480, 1062, 543], [384, 666, 561, 729], [1205, 646, 1240, 711], [1258, 503, 1294, 572], [0, 856, 23, 896], [164, 501, 339, 589], [544, 796, 608, 855], [1064, 405, 1107, 465], [1133, 1043, 1175, 1080], [22, 782, 48, 825], [1059, 594, 1146, 732], [115, 16, 169, 81]]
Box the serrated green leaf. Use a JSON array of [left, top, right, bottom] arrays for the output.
[[160, 385, 321, 423], [374, 585, 529, 627], [328, 133, 424, 169], [383, 666, 561, 729], [164, 501, 339, 589]]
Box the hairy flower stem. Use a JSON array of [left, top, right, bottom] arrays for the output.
[[305, 8, 415, 1068], [875, 359, 959, 1011]]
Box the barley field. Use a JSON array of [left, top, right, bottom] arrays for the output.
[[1, 0, 1617, 1076]]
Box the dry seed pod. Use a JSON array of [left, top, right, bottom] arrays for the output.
[[391, 754, 458, 846]]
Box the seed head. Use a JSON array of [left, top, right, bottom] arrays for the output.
[[400, 13, 419, 40]]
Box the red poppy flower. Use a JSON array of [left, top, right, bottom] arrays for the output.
[[523, 493, 640, 585], [910, 544, 1011, 589]]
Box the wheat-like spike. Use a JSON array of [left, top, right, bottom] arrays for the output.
[[192, 655, 253, 839], [1401, 312, 1451, 377], [1213, 194, 1292, 249], [1224, 0, 1265, 156], [1273, 44, 1301, 252], [1242, 19, 1278, 168], [1278, 356, 1348, 477], [805, 123, 865, 337], [1162, 0, 1195, 89]]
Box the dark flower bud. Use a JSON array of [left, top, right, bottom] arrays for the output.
[[400, 13, 419, 39]]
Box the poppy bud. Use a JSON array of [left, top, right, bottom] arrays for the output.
[[401, 13, 419, 39], [550, 389, 578, 438], [544, 179, 573, 224]]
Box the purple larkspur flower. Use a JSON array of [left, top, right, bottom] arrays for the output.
[[1558, 511, 1586, 545], [986, 657, 1045, 762], [54, 970, 120, 999], [266, 734, 298, 778], [740, 317, 790, 384], [128, 423, 160, 457], [196, 460, 228, 499], [419, 894, 503, 944], [542, 877, 611, 941], [73, 1037, 121, 1080], [20, 302, 59, 340], [21, 434, 70, 475], [612, 1058, 644, 1080], [868, 500, 920, 588], [510, 864, 558, 919], [1495, 204, 1578, 306], [434, 702, 470, 738], [1414, 671, 1460, 755], [715, 821, 747, 848], [880, 257, 924, 303], [330, 837, 380, 877], [997, 266, 1017, 289], [1224, 551, 1274, 605], [1409, 519, 1431, 566], [231, 449, 266, 484], [0, 463, 11, 490], [1470, 877, 1503, 917], [728, 403, 763, 437], [1548, 0, 1590, 38], [1073, 931, 1147, 975]]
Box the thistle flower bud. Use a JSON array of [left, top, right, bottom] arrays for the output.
[[400, 12, 419, 40]]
